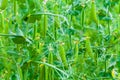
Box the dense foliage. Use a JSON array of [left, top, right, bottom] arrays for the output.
[[0, 0, 120, 80]]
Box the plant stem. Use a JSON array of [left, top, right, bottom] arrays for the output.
[[33, 21, 37, 40], [81, 9, 85, 32], [43, 4, 47, 39], [0, 12, 4, 32], [54, 3, 59, 40], [14, 0, 17, 16], [107, 6, 110, 35]]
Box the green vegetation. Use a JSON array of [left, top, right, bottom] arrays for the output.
[[0, 0, 120, 80]]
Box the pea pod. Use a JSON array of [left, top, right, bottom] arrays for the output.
[[59, 42, 68, 69], [44, 14, 48, 38], [43, 3, 48, 39], [17, 65, 23, 80], [54, 3, 59, 40], [73, 40, 79, 75], [90, 0, 98, 25], [45, 65, 48, 80], [39, 42, 44, 55], [39, 15, 45, 38], [81, 6, 85, 31], [0, 0, 8, 10], [48, 47, 54, 80], [40, 58, 46, 80], [74, 40, 79, 64], [40, 64, 45, 80], [48, 47, 53, 65], [85, 37, 93, 58]]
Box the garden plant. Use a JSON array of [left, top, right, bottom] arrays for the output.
[[0, 0, 120, 80]]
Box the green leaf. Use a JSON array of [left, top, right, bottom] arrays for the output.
[[0, 33, 28, 44], [23, 14, 41, 23], [28, 0, 35, 10], [98, 9, 106, 20], [12, 35, 26, 44]]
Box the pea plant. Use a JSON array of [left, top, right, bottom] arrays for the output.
[[0, 0, 120, 80]]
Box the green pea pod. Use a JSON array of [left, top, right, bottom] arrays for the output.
[[48, 50, 53, 65], [17, 65, 23, 80], [90, 0, 98, 25], [40, 58, 46, 80], [73, 40, 79, 75], [85, 37, 93, 58], [40, 64, 45, 80], [54, 3, 59, 40], [45, 65, 48, 80], [54, 16, 58, 40], [74, 41, 79, 64], [44, 14, 48, 38], [59, 43, 68, 69], [39, 42, 44, 55], [0, 0, 8, 10], [39, 15, 45, 38], [48, 49, 54, 80]]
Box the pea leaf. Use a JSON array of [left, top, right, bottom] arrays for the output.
[[12, 35, 26, 44], [0, 28, 31, 44], [98, 9, 106, 20], [23, 14, 41, 23]]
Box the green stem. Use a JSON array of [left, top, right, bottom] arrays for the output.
[[81, 9, 85, 32], [0, 12, 4, 32], [69, 33, 72, 50], [69, 1, 74, 50], [14, 0, 17, 16], [54, 3, 59, 40], [118, 10, 120, 55], [33, 21, 37, 40], [105, 58, 107, 73], [108, 20, 110, 35], [107, 6, 110, 35], [119, 1, 120, 14]]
